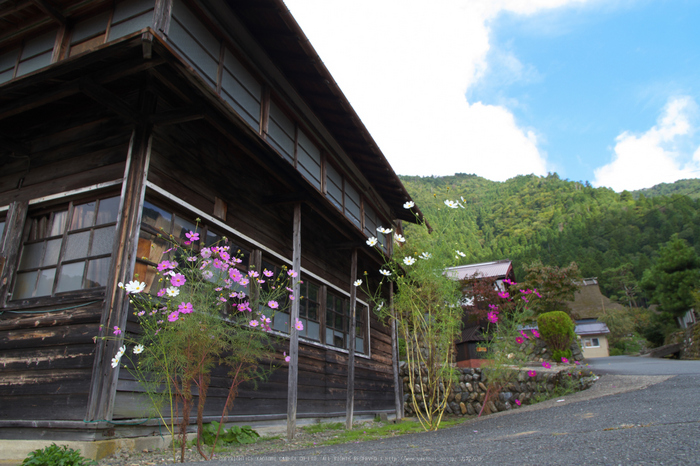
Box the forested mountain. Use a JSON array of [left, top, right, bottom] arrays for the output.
[[400, 173, 700, 302]]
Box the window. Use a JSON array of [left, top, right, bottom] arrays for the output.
[[583, 337, 600, 348], [326, 291, 367, 353], [136, 200, 250, 294], [298, 281, 321, 341], [12, 195, 120, 299]]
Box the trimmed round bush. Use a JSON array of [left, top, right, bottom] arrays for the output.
[[537, 311, 575, 360]]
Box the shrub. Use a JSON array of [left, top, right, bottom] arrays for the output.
[[22, 444, 96, 466], [537, 311, 575, 360]]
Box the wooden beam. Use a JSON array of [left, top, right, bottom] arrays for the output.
[[346, 247, 358, 429], [31, 0, 66, 25], [390, 281, 402, 420], [286, 202, 301, 440], [0, 201, 29, 305], [87, 90, 156, 421], [79, 78, 139, 123], [149, 107, 204, 127], [0, 1, 33, 20], [0, 58, 165, 122]]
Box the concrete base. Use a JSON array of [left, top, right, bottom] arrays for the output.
[[0, 434, 187, 465], [0, 414, 390, 465]]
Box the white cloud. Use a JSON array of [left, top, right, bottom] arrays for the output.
[[593, 96, 700, 192], [283, 0, 589, 181]]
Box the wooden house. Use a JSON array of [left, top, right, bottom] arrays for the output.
[[445, 260, 515, 368], [0, 0, 418, 445]]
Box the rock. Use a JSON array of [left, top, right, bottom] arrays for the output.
[[474, 402, 482, 413], [478, 382, 487, 392], [455, 393, 462, 403], [488, 401, 498, 413], [495, 401, 506, 411], [460, 402, 467, 415], [460, 382, 467, 392], [466, 382, 473, 392], [478, 393, 485, 402], [466, 403, 476, 416], [499, 392, 513, 402], [504, 401, 512, 410], [447, 393, 454, 403]]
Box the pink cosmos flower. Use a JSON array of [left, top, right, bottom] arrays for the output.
[[184, 241, 191, 245], [249, 320, 259, 328], [218, 296, 227, 303], [532, 330, 540, 338], [561, 357, 569, 364], [200, 248, 212, 259], [522, 297, 529, 303], [263, 270, 274, 277], [574, 361, 581, 366], [542, 362, 551, 369], [220, 251, 230, 261], [268, 300, 279, 309], [295, 319, 304, 331], [229, 292, 239, 299], [488, 304, 498, 310], [137, 310, 145, 316], [229, 268, 242, 282], [248, 270, 259, 278], [187, 256, 197, 262], [168, 311, 179, 322], [237, 302, 251, 312], [528, 370, 537, 377], [170, 273, 186, 287], [288, 270, 298, 278], [157, 261, 171, 271], [284, 351, 291, 363], [286, 287, 294, 293], [213, 259, 223, 269], [498, 291, 510, 299], [240, 278, 249, 286], [289, 295, 295, 300], [186, 231, 199, 242], [157, 288, 167, 297], [215, 287, 223, 291], [520, 331, 530, 339], [487, 311, 499, 323], [178, 302, 193, 314], [515, 337, 524, 344], [515, 399, 521, 406], [113, 326, 121, 335]]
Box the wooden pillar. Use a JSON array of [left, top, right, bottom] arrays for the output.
[[391, 281, 402, 420], [345, 247, 358, 429], [0, 201, 29, 304], [286, 202, 302, 440], [86, 121, 153, 421]]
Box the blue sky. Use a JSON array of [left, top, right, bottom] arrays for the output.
[[285, 0, 700, 191], [470, 0, 700, 186]]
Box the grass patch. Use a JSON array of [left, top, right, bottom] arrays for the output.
[[319, 417, 469, 446], [302, 422, 344, 434]]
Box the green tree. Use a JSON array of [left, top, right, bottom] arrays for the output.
[[520, 261, 581, 316], [641, 236, 700, 318], [601, 263, 641, 308]]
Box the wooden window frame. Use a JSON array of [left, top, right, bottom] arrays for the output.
[[9, 193, 120, 302]]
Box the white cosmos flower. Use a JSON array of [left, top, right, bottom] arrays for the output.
[[444, 200, 460, 209], [455, 250, 466, 258], [111, 356, 121, 368], [379, 269, 391, 276], [118, 282, 124, 289], [376, 226, 393, 234], [419, 252, 432, 260], [117, 345, 126, 357], [133, 344, 145, 354], [394, 234, 405, 243], [354, 279, 362, 286], [165, 287, 180, 297], [124, 280, 146, 294], [403, 201, 415, 209], [403, 256, 416, 266], [366, 237, 378, 247]]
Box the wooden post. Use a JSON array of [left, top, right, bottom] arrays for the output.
[[86, 118, 154, 421], [286, 202, 302, 440], [391, 281, 402, 420], [0, 201, 29, 304], [345, 247, 358, 429]]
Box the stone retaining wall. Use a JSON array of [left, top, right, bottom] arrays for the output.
[[400, 363, 596, 418]]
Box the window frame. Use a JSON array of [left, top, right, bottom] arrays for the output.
[[10, 192, 120, 302]]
